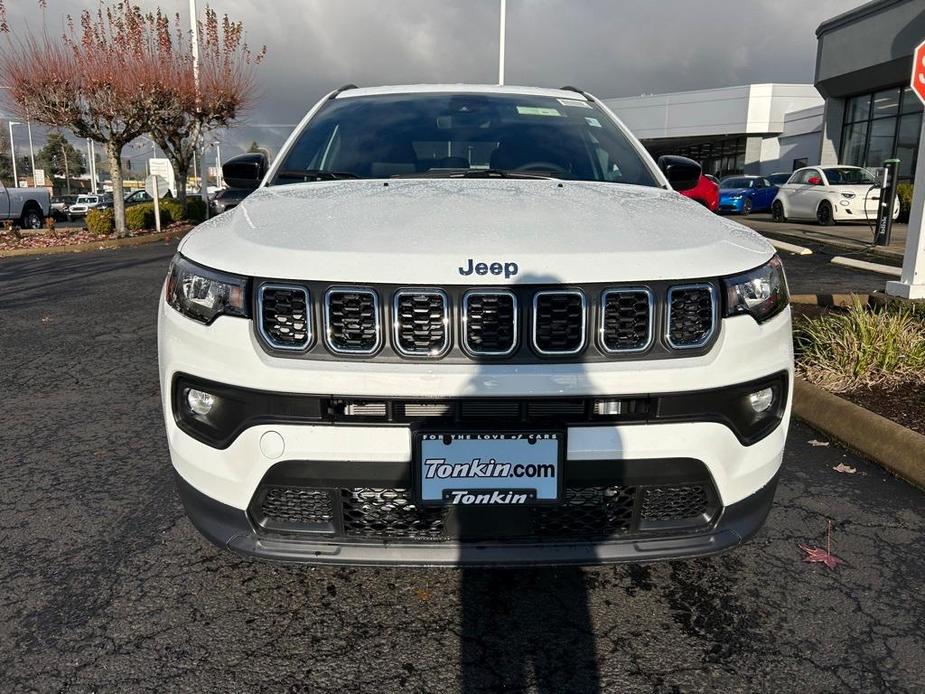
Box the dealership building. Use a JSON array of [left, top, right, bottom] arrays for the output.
[[604, 0, 924, 181]]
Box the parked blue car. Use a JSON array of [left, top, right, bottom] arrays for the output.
[[718, 176, 778, 215]]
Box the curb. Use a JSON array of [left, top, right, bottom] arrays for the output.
[[831, 255, 902, 277], [790, 293, 868, 307], [793, 378, 925, 490], [0, 228, 190, 259], [756, 227, 904, 262]]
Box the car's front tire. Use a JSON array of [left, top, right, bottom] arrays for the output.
[[742, 198, 752, 216], [816, 200, 835, 226]]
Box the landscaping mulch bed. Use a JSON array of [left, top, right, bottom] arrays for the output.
[[840, 382, 925, 437], [0, 224, 192, 252]]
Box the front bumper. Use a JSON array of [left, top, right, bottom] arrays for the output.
[[718, 197, 745, 213], [175, 467, 779, 567], [159, 297, 792, 565]]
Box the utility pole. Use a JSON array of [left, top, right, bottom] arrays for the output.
[[62, 142, 71, 194], [498, 0, 506, 86], [189, 0, 210, 213], [27, 120, 35, 175], [8, 121, 19, 186]]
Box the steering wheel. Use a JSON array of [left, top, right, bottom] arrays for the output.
[[514, 161, 568, 174]]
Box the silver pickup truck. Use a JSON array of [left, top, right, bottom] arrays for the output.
[[1, 181, 51, 229]]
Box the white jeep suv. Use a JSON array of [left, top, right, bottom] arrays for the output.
[[158, 84, 792, 566]]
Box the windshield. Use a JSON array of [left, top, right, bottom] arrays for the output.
[[272, 93, 659, 187], [822, 167, 878, 185], [76, 196, 93, 203], [721, 177, 755, 189]]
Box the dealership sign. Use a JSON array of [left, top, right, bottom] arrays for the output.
[[913, 39, 925, 105]]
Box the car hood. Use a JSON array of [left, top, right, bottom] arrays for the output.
[[179, 179, 774, 284]]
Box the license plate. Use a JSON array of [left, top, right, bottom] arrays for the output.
[[417, 431, 563, 506]]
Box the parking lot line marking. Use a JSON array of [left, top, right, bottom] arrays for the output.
[[768, 239, 812, 255], [830, 256, 902, 277]]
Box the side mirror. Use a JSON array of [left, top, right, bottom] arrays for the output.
[[657, 155, 702, 192], [807, 176, 822, 185], [222, 153, 268, 190]]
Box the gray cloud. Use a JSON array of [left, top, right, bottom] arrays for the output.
[[4, 0, 852, 158]]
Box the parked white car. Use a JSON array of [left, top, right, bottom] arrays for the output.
[[771, 165, 900, 226], [66, 193, 110, 218], [158, 84, 793, 566]]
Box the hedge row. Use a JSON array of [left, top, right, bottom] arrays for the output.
[[85, 197, 208, 234]]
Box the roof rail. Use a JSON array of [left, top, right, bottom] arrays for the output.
[[329, 84, 358, 99], [560, 85, 592, 100]]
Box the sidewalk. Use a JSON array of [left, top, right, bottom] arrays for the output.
[[741, 213, 907, 260]]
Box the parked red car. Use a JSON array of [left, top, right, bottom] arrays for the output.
[[681, 174, 719, 212]]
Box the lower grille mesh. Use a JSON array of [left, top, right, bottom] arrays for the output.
[[256, 483, 713, 541]]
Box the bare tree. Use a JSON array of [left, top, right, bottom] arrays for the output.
[[147, 7, 264, 206]]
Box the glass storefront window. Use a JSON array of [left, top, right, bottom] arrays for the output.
[[871, 88, 900, 118], [897, 112, 922, 179], [866, 117, 897, 167], [841, 121, 868, 166], [841, 85, 921, 180], [845, 94, 871, 123]]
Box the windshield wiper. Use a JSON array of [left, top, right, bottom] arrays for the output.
[[392, 168, 560, 180], [274, 169, 359, 182]]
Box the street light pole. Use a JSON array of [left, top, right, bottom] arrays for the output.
[[8, 120, 19, 186], [26, 120, 35, 175], [498, 0, 506, 86]]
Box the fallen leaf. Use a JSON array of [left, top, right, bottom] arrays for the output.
[[798, 520, 845, 570], [808, 439, 830, 447], [799, 544, 845, 570], [832, 463, 856, 474]]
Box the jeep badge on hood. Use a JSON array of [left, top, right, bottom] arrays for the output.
[[458, 258, 519, 278]]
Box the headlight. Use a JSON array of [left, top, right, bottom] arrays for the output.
[[722, 255, 788, 323], [165, 255, 249, 324], [727, 193, 742, 199], [840, 192, 856, 199]]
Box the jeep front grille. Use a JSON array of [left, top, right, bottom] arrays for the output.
[[462, 290, 518, 357], [258, 284, 311, 350], [666, 284, 716, 349], [324, 287, 381, 355], [532, 290, 586, 355], [393, 289, 450, 357], [600, 288, 652, 353]]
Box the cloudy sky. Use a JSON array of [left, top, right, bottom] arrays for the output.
[[4, 0, 853, 165]]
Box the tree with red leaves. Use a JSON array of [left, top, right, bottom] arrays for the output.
[[0, 1, 263, 233], [146, 6, 263, 206]]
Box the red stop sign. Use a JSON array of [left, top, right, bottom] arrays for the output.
[[913, 39, 925, 106]]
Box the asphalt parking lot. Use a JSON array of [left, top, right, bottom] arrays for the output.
[[1, 242, 923, 693]]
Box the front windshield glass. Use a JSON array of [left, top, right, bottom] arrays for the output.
[[822, 167, 878, 185], [721, 177, 754, 189], [272, 93, 659, 187]]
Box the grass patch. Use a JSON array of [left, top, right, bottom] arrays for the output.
[[795, 296, 925, 393]]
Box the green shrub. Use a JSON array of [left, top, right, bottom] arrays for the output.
[[86, 208, 114, 235], [794, 296, 925, 392], [896, 182, 913, 223], [125, 202, 172, 230], [159, 198, 185, 222], [185, 197, 207, 222]]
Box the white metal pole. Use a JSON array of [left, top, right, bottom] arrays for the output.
[[8, 121, 17, 186], [189, 0, 210, 211], [215, 144, 222, 188], [885, 115, 925, 299], [498, 0, 506, 86], [86, 139, 92, 193], [26, 120, 35, 175]]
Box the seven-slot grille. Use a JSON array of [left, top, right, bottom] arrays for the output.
[[600, 289, 652, 353], [256, 283, 719, 358], [393, 290, 450, 357], [532, 291, 586, 355], [324, 288, 382, 354], [463, 290, 518, 356], [666, 284, 716, 349], [258, 285, 311, 350]]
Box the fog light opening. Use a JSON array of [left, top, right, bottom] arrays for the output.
[[747, 387, 774, 414], [187, 388, 216, 416]]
